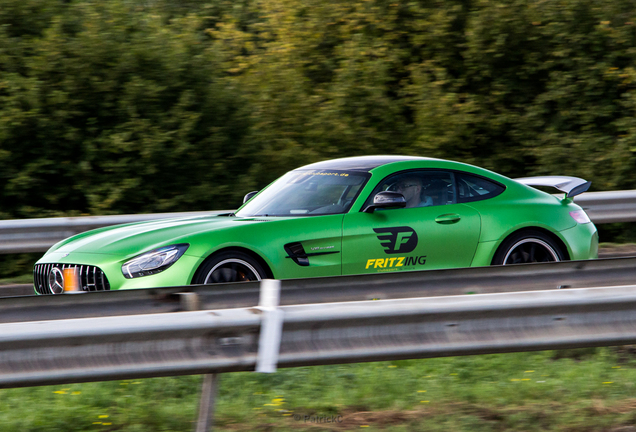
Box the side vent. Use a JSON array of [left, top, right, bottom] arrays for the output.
[[284, 242, 310, 266], [284, 242, 340, 267]]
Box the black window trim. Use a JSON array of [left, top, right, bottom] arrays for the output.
[[454, 170, 506, 204], [358, 168, 507, 211]]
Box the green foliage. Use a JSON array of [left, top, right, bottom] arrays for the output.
[[213, 0, 636, 188], [0, 0, 253, 218], [2, 0, 636, 221]]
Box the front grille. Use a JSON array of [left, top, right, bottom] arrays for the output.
[[33, 263, 111, 294]]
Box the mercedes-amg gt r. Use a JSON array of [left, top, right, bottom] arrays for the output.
[[34, 156, 598, 294]]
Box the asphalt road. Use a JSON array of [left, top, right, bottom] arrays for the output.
[[3, 247, 635, 298]]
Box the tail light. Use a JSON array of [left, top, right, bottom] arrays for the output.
[[569, 210, 591, 224]]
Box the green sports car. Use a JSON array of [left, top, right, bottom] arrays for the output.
[[34, 156, 598, 294]]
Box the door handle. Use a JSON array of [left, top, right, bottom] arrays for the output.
[[435, 213, 461, 224]]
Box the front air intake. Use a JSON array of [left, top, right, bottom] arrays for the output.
[[33, 264, 111, 294]]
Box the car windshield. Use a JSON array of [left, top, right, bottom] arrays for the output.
[[236, 170, 369, 217]]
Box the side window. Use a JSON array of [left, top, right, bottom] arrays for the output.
[[456, 172, 505, 203], [364, 170, 456, 209]]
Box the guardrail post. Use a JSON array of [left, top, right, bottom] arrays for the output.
[[196, 373, 220, 432], [180, 292, 219, 432], [256, 279, 283, 373], [193, 278, 282, 431]]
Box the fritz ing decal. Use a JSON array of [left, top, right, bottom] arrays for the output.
[[367, 226, 426, 272]]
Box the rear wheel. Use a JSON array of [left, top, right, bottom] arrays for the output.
[[192, 251, 266, 284], [492, 230, 565, 265]]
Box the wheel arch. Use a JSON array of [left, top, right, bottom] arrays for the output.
[[490, 226, 571, 265], [191, 246, 274, 284]]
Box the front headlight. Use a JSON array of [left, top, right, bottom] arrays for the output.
[[122, 244, 189, 279]]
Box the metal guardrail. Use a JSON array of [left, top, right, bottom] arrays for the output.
[[4, 256, 636, 323], [574, 190, 636, 223], [0, 210, 227, 254], [5, 261, 636, 431], [3, 284, 636, 389], [0, 189, 633, 254]]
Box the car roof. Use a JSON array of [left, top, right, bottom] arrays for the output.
[[297, 156, 440, 172]]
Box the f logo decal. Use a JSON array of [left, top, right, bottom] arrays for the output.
[[373, 226, 418, 254], [394, 232, 413, 251]]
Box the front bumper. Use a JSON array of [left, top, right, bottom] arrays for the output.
[[34, 252, 202, 293]]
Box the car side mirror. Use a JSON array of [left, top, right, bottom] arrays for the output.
[[363, 191, 407, 213], [243, 191, 259, 204]]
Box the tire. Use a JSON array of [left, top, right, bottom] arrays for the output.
[[492, 230, 566, 265], [192, 251, 266, 284]]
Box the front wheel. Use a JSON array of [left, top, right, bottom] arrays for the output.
[[192, 251, 266, 284], [492, 230, 565, 265]]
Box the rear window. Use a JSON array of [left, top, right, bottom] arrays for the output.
[[456, 172, 505, 203]]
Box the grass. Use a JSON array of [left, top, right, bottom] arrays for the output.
[[2, 348, 636, 431], [0, 274, 32, 285], [599, 242, 636, 249]]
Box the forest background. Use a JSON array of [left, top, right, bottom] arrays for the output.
[[1, 0, 636, 275]]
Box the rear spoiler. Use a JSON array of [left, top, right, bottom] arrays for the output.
[[514, 176, 591, 198]]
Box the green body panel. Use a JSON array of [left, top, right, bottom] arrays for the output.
[[467, 186, 577, 243], [35, 156, 599, 292], [342, 204, 480, 274], [41, 214, 346, 287], [193, 215, 345, 279], [470, 222, 598, 267], [559, 222, 599, 261]]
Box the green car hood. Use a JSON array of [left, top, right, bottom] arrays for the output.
[[48, 215, 240, 258]]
